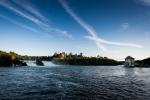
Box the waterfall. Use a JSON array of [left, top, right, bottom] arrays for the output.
[[25, 61, 57, 67]]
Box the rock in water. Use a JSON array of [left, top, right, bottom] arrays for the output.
[[36, 59, 44, 66]]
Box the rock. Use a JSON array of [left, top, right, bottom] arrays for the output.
[[20, 62, 27, 66], [36, 59, 44, 66]]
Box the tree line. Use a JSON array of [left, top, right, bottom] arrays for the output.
[[52, 52, 120, 66]]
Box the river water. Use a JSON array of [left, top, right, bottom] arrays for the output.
[[0, 61, 150, 100]]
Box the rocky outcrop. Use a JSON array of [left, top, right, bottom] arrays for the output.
[[36, 59, 44, 66]]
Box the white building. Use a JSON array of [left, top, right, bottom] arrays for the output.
[[125, 56, 135, 67]]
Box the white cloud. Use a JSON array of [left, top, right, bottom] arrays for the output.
[[58, 0, 97, 37], [0, 0, 72, 39], [85, 35, 143, 48], [58, 0, 143, 51]]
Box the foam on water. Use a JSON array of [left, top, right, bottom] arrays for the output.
[[25, 61, 58, 67]]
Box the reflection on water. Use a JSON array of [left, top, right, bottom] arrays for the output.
[[0, 63, 150, 100], [134, 68, 150, 76]]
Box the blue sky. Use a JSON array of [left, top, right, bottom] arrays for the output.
[[0, 0, 150, 60]]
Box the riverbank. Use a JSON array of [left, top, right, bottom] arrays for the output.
[[0, 51, 27, 67], [1, 50, 150, 67]]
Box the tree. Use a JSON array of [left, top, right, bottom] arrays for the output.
[[0, 53, 13, 66]]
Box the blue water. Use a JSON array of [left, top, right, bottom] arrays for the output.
[[0, 62, 150, 100]]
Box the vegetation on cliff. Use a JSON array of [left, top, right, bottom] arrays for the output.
[[0, 51, 27, 67], [135, 58, 150, 67], [22, 55, 52, 61], [52, 52, 119, 66]]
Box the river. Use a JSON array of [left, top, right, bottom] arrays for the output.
[[0, 61, 150, 100]]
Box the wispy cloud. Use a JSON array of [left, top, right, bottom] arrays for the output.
[[58, 0, 96, 38], [0, 14, 38, 33], [0, 0, 48, 28], [85, 35, 143, 48], [138, 0, 150, 6], [0, 14, 54, 39], [12, 0, 48, 23], [58, 0, 143, 51], [54, 29, 73, 39], [0, 0, 72, 39]]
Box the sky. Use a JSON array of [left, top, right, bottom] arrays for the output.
[[0, 0, 150, 60]]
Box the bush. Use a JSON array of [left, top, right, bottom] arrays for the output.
[[0, 51, 27, 67]]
